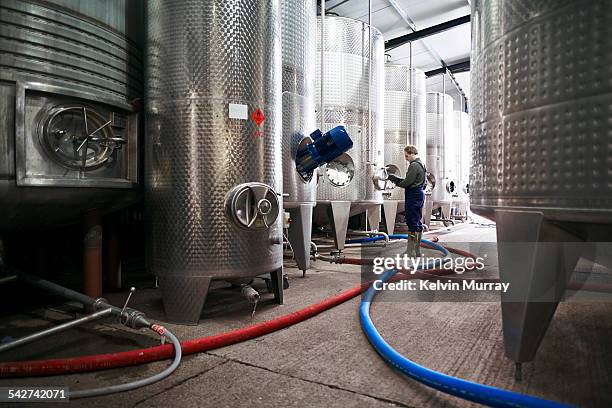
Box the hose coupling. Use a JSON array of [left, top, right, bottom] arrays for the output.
[[120, 308, 148, 329]]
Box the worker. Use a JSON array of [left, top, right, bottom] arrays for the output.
[[387, 145, 427, 258]]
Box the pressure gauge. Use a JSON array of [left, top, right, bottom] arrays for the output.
[[41, 105, 125, 170], [325, 153, 355, 187]]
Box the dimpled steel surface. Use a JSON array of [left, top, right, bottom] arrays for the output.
[[426, 92, 455, 203], [281, 0, 317, 207], [315, 16, 385, 204], [145, 0, 282, 279], [471, 0, 612, 219], [384, 65, 426, 200]]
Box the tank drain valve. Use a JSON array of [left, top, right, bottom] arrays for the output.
[[295, 125, 353, 182], [240, 285, 260, 319]]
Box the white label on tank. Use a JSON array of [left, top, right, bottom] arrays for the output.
[[228, 103, 248, 120]]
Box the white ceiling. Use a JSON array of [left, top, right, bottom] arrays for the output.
[[323, 0, 471, 102]]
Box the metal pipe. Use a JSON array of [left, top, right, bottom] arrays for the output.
[[0, 308, 113, 354], [325, 0, 350, 12], [16, 271, 150, 329], [0, 275, 17, 285], [368, 0, 372, 164], [409, 42, 414, 144], [105, 215, 122, 291], [320, 0, 325, 131], [83, 212, 103, 299]]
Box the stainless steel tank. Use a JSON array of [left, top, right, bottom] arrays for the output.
[[0, 0, 142, 232], [426, 92, 456, 215], [145, 0, 284, 324], [314, 16, 385, 247], [281, 0, 317, 273], [382, 65, 426, 233], [383, 65, 426, 201], [453, 111, 470, 208], [471, 0, 612, 369]]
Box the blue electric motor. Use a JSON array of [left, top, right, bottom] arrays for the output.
[[295, 125, 353, 181]]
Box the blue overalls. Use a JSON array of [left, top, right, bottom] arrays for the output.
[[404, 161, 427, 233]]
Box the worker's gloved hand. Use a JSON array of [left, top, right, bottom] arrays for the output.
[[387, 174, 401, 184]]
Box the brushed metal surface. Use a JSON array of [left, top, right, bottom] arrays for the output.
[[145, 0, 283, 281], [384, 65, 426, 200], [281, 0, 316, 207], [0, 0, 142, 232], [0, 0, 143, 107], [453, 110, 471, 202], [315, 16, 385, 205], [426, 92, 455, 204], [470, 0, 612, 217]]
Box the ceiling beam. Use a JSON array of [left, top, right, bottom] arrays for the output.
[[424, 59, 470, 77], [385, 14, 471, 51]]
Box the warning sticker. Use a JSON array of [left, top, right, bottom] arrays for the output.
[[251, 108, 265, 126]]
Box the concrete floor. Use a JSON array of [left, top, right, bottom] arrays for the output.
[[1, 219, 612, 407]]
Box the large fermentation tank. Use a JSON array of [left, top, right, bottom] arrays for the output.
[[471, 0, 612, 369], [146, 0, 284, 324], [314, 16, 385, 247], [382, 65, 426, 233], [383, 66, 426, 201], [281, 0, 317, 273], [426, 92, 456, 216], [453, 110, 470, 216], [0, 0, 142, 232]]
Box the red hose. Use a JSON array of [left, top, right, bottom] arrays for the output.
[[0, 265, 460, 378]]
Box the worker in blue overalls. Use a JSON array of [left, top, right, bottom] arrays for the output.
[[387, 145, 427, 258]]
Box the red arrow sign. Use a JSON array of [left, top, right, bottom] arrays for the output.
[[252, 108, 265, 126]]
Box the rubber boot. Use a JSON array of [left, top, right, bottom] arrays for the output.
[[406, 233, 417, 258], [415, 231, 423, 257]]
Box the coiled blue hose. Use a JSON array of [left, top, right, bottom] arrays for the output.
[[359, 238, 571, 408]]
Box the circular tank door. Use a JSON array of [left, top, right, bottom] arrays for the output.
[[324, 153, 355, 187], [225, 183, 280, 230], [41, 105, 125, 170]]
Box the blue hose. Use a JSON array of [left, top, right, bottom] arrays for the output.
[[359, 238, 571, 408], [346, 234, 411, 244]]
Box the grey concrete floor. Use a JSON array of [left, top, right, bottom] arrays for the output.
[[1, 218, 611, 407]]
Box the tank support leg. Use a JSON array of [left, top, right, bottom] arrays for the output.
[[422, 197, 433, 229], [496, 210, 582, 364], [382, 201, 399, 235], [287, 205, 314, 276], [366, 205, 382, 232], [158, 275, 212, 325], [270, 267, 284, 305], [327, 201, 351, 250]]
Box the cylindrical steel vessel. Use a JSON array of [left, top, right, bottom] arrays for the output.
[[145, 0, 283, 323], [426, 92, 455, 204], [453, 110, 470, 201], [470, 0, 612, 366], [314, 16, 385, 207], [470, 0, 612, 222], [384, 65, 426, 200], [0, 0, 143, 232], [281, 0, 317, 207]]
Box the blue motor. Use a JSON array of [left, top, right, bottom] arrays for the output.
[[295, 125, 353, 181]]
